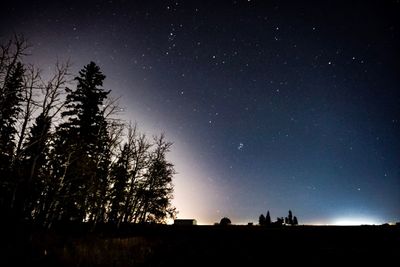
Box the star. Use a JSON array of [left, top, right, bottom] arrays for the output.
[[238, 143, 244, 150]]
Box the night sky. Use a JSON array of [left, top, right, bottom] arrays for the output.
[[2, 0, 399, 225]]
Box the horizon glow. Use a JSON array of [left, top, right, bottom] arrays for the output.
[[331, 217, 383, 226]]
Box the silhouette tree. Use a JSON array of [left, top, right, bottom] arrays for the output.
[[293, 216, 298, 225], [259, 214, 266, 226], [108, 143, 131, 225], [0, 61, 25, 217], [274, 217, 284, 226], [220, 217, 231, 225], [0, 62, 25, 150], [16, 113, 52, 220], [265, 211, 271, 225], [29, 62, 69, 225], [0, 35, 28, 182], [51, 61, 110, 223], [121, 126, 151, 223], [136, 134, 176, 223], [14, 62, 70, 223], [288, 210, 293, 225], [14, 65, 38, 158], [0, 35, 178, 226], [0, 61, 24, 148]]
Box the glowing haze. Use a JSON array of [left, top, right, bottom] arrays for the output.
[[1, 1, 399, 225]]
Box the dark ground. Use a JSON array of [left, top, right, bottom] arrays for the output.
[[2, 223, 399, 266]]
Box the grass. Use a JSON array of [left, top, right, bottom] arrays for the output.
[[2, 223, 399, 266]]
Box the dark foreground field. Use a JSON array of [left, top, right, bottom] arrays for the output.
[[2, 223, 399, 266]]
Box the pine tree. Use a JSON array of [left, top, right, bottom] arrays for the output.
[[0, 62, 25, 216], [108, 143, 130, 224], [293, 216, 298, 225], [0, 62, 24, 167], [15, 113, 52, 221], [265, 211, 271, 225], [259, 214, 266, 226], [51, 62, 110, 223], [288, 210, 293, 225]]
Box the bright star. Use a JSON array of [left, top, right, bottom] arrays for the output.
[[238, 143, 244, 150]]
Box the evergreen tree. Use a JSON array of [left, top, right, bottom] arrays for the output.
[[293, 216, 298, 225], [51, 61, 110, 223], [259, 214, 266, 226], [0, 62, 25, 215], [265, 210, 271, 225], [0, 62, 24, 166], [108, 143, 130, 224], [288, 210, 293, 225], [15, 113, 52, 221]]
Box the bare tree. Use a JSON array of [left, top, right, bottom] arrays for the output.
[[15, 64, 40, 157], [40, 60, 71, 119], [15, 60, 70, 158], [103, 96, 125, 163], [0, 34, 29, 91], [122, 124, 151, 223], [135, 134, 176, 223], [0, 35, 29, 216]]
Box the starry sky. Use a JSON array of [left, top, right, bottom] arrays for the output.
[[2, 0, 399, 225]]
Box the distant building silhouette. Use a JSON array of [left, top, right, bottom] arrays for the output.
[[220, 217, 232, 226], [174, 219, 197, 226]]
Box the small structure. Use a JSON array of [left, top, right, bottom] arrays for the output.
[[174, 219, 197, 226]]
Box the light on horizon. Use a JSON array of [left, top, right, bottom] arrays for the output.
[[332, 217, 381, 226]]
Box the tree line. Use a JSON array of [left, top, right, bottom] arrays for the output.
[[259, 210, 298, 226], [0, 35, 176, 228]]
